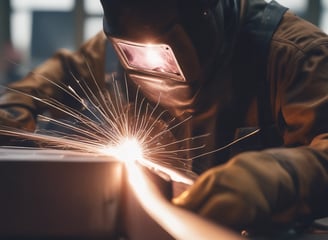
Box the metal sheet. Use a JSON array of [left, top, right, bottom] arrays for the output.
[[0, 147, 123, 239]]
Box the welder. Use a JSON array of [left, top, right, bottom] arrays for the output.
[[1, 0, 328, 234]]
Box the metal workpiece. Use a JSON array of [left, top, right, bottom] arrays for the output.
[[0, 147, 241, 240], [0, 147, 327, 239], [0, 148, 124, 239]]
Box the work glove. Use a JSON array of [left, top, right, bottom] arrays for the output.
[[0, 106, 36, 146], [172, 148, 328, 234]]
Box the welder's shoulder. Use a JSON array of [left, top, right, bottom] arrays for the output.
[[52, 31, 107, 62], [48, 31, 107, 85], [78, 31, 108, 56], [271, 11, 328, 56]]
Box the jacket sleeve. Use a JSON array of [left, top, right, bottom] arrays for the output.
[[0, 31, 108, 121], [173, 141, 328, 232], [269, 33, 328, 224], [249, 15, 328, 227], [174, 18, 328, 232]]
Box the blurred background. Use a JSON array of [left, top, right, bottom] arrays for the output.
[[0, 0, 327, 85]]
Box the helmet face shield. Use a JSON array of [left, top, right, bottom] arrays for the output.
[[100, 0, 236, 117], [105, 24, 203, 117], [101, 0, 222, 117], [111, 37, 186, 82]]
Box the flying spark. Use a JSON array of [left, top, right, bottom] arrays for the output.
[[99, 137, 144, 163], [0, 60, 202, 183], [0, 59, 260, 182]]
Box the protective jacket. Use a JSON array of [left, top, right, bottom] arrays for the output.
[[1, 0, 328, 232]]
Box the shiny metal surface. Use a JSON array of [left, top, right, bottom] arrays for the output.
[[0, 147, 123, 239], [0, 147, 241, 239], [1, 147, 325, 240]]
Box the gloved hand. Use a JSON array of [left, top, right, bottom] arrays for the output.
[[172, 149, 328, 233], [0, 106, 36, 145]]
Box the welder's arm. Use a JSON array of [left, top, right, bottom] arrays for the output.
[[173, 138, 328, 232], [173, 41, 328, 232], [0, 32, 107, 135], [0, 56, 74, 143]]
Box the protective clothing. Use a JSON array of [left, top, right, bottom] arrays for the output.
[[173, 145, 328, 232], [1, 0, 328, 233]]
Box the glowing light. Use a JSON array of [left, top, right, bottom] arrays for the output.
[[114, 39, 185, 81], [0, 61, 200, 187], [145, 46, 166, 71], [99, 137, 144, 163]]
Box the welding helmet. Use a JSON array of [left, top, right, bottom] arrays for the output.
[[100, 0, 240, 118]]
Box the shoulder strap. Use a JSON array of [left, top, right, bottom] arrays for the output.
[[256, 0, 288, 146]]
